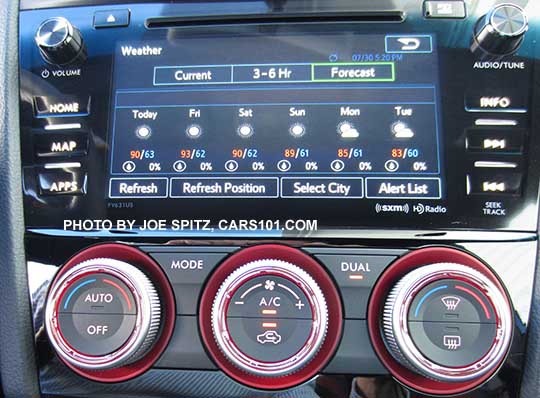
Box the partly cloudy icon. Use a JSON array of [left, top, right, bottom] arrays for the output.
[[338, 122, 360, 139], [392, 121, 415, 138]]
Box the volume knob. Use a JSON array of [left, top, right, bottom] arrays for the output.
[[35, 17, 86, 65], [472, 4, 528, 57]]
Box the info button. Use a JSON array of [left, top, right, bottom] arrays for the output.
[[109, 178, 168, 198], [281, 178, 363, 198], [366, 178, 441, 199]]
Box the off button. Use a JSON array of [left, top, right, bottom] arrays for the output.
[[58, 313, 136, 356]]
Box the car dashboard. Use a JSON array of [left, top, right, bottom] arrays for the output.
[[1, 0, 540, 397]]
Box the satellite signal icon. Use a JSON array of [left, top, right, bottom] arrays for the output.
[[441, 296, 461, 311]]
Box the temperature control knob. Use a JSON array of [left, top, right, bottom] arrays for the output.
[[382, 262, 512, 383], [212, 259, 327, 377], [45, 258, 161, 370], [472, 4, 528, 57], [200, 245, 343, 390], [35, 17, 86, 65]]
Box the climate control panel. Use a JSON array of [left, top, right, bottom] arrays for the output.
[[43, 244, 514, 394]]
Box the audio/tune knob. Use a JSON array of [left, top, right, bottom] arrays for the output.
[[472, 3, 528, 57], [35, 17, 86, 65], [45, 258, 161, 370], [382, 262, 512, 383]]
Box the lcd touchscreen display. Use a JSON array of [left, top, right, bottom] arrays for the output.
[[108, 33, 443, 201]]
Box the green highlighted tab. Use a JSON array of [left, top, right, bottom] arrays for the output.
[[312, 62, 395, 82]]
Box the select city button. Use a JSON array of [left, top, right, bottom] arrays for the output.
[[109, 178, 168, 198], [58, 313, 136, 356], [170, 178, 278, 198], [34, 96, 91, 118], [365, 178, 441, 199], [281, 178, 364, 198]]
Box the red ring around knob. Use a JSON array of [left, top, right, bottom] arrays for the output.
[[367, 246, 513, 396], [199, 244, 343, 390], [47, 243, 176, 383]]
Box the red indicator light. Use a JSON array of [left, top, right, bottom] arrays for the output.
[[455, 284, 491, 320], [102, 278, 132, 311]]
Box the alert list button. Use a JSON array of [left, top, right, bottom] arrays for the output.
[[366, 177, 441, 199], [109, 178, 168, 198], [281, 178, 364, 198]]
